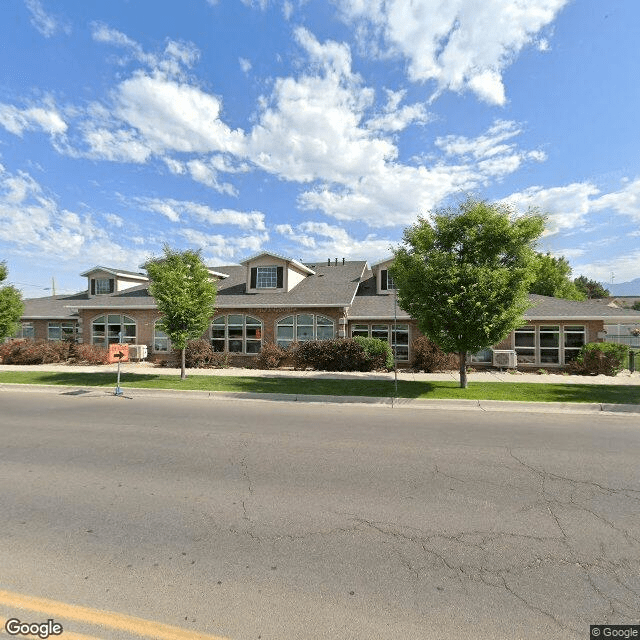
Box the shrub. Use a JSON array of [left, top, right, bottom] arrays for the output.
[[411, 336, 458, 372], [68, 343, 110, 365], [0, 339, 71, 364], [568, 342, 629, 376], [352, 336, 394, 370], [292, 338, 391, 372], [256, 342, 288, 369], [179, 339, 230, 368]]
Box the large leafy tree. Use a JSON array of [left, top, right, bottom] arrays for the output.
[[391, 198, 545, 388], [529, 253, 586, 300], [0, 262, 24, 341], [145, 246, 217, 380], [574, 275, 610, 299]]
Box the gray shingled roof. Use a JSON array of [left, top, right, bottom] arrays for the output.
[[22, 264, 640, 323], [22, 291, 88, 319], [526, 294, 640, 320], [61, 261, 367, 310]]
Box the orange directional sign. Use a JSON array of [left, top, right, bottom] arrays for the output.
[[107, 343, 129, 363]]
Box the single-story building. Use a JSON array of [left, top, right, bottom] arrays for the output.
[[15, 251, 640, 368]]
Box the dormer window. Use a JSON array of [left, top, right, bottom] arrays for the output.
[[90, 277, 115, 295], [380, 269, 396, 291], [250, 265, 284, 289], [257, 266, 277, 288]]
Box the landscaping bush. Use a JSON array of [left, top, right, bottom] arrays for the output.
[[179, 339, 230, 369], [292, 338, 392, 372], [411, 336, 458, 372], [68, 343, 110, 365], [568, 342, 629, 376], [0, 339, 71, 364], [256, 342, 288, 369], [352, 336, 394, 370]]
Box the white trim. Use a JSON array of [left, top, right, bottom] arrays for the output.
[[240, 251, 315, 275]]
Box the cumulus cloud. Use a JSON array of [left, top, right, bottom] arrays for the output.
[[0, 102, 67, 137], [592, 178, 640, 221], [180, 228, 269, 261], [138, 198, 266, 230], [338, 0, 568, 105], [276, 220, 392, 260], [573, 250, 640, 284], [0, 165, 149, 266]]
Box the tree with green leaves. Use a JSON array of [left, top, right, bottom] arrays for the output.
[[391, 198, 545, 388], [145, 246, 217, 380], [574, 275, 610, 299], [529, 253, 586, 300], [0, 262, 24, 341]]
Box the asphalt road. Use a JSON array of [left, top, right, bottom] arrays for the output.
[[0, 390, 639, 640]]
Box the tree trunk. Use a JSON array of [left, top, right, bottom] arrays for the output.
[[181, 347, 187, 380], [459, 351, 467, 389]]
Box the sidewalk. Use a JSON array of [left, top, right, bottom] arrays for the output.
[[1, 361, 639, 385]]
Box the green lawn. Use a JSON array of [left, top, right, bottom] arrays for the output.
[[0, 370, 638, 404]]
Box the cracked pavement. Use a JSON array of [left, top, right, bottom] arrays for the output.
[[0, 390, 638, 639]]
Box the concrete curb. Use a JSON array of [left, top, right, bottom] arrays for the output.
[[1, 382, 639, 415]]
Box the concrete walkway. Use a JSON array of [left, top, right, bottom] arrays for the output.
[[1, 361, 639, 385]]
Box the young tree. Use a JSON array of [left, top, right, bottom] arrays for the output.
[[145, 246, 217, 380], [573, 275, 610, 299], [529, 253, 586, 300], [391, 198, 545, 388], [0, 262, 24, 341]]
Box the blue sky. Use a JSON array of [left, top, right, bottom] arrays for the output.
[[1, 0, 639, 297]]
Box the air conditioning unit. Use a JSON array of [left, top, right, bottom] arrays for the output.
[[492, 349, 517, 369], [128, 344, 148, 361]]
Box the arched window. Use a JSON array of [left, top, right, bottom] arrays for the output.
[[211, 315, 262, 353], [153, 320, 171, 352], [92, 314, 136, 346], [276, 314, 334, 347]]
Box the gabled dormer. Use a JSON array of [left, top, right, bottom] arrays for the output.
[[80, 266, 149, 298], [241, 251, 315, 293], [371, 258, 397, 295]]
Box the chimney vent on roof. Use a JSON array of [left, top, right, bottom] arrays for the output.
[[334, 257, 338, 266], [342, 258, 345, 265]]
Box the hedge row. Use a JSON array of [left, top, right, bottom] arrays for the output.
[[0, 340, 109, 365]]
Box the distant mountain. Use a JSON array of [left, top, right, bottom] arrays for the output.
[[604, 278, 640, 296]]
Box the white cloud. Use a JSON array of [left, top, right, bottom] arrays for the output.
[[502, 182, 601, 233], [239, 57, 252, 73], [139, 198, 266, 230], [0, 102, 67, 137], [366, 89, 430, 132], [104, 213, 124, 228], [338, 0, 568, 105], [276, 220, 392, 260], [114, 73, 245, 155], [573, 250, 640, 284], [180, 228, 269, 261], [592, 178, 640, 221], [0, 165, 149, 266], [24, 0, 68, 38]]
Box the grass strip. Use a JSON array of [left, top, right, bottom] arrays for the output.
[[0, 370, 638, 404]]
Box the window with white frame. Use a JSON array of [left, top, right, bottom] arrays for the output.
[[153, 321, 171, 352], [563, 325, 585, 363], [92, 314, 136, 346], [211, 315, 262, 353], [540, 325, 560, 364], [256, 266, 278, 289], [350, 323, 409, 361], [276, 314, 334, 347], [514, 326, 535, 364], [16, 322, 35, 339], [48, 322, 75, 341], [386, 272, 396, 290], [95, 278, 112, 294]]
